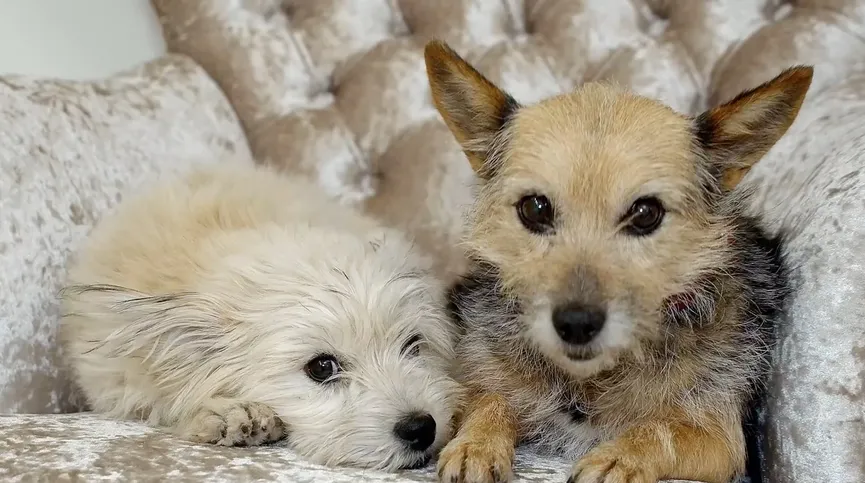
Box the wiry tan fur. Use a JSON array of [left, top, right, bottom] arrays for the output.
[[425, 40, 811, 483], [60, 161, 461, 470]]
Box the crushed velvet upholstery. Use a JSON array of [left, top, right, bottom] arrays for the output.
[[1, 1, 864, 482], [0, 414, 585, 482], [0, 54, 251, 415]]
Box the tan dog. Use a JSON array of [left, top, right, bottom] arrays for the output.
[[425, 40, 811, 483]]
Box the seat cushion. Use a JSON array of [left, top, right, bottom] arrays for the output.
[[0, 413, 704, 483], [0, 54, 251, 414]]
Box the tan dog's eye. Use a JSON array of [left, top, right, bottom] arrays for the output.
[[516, 195, 554, 233], [623, 196, 665, 236]]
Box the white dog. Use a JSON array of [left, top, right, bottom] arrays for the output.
[[59, 162, 461, 470]]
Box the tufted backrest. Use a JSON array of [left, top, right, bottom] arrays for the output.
[[150, 0, 865, 285]]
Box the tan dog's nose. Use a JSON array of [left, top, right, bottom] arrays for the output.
[[552, 302, 606, 345]]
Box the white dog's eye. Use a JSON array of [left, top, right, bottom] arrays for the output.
[[305, 355, 341, 383], [401, 335, 422, 357]]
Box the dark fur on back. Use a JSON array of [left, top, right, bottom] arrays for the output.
[[729, 220, 789, 483]]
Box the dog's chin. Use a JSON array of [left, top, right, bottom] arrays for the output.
[[563, 346, 597, 361], [528, 334, 612, 379], [525, 309, 613, 377], [525, 302, 641, 378], [557, 349, 613, 378]]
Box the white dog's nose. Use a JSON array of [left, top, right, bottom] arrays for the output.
[[393, 413, 436, 451]]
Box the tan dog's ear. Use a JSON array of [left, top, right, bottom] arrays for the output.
[[424, 40, 519, 177], [696, 66, 813, 191]]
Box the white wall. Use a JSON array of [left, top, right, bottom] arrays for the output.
[[0, 0, 166, 80]]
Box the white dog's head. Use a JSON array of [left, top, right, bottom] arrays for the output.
[[199, 225, 461, 470]]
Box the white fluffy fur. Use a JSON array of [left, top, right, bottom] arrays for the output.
[[59, 162, 461, 470]]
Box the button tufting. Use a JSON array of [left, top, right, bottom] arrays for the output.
[[318, 75, 335, 97], [761, 0, 792, 21], [393, 4, 413, 37], [636, 0, 670, 38], [392, 19, 412, 38], [643, 0, 671, 21], [646, 16, 669, 38], [771, 2, 794, 22], [280, 0, 295, 18], [307, 91, 336, 110]]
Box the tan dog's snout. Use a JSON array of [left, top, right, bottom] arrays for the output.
[[551, 265, 607, 347]]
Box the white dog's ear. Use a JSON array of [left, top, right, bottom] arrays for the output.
[[62, 285, 239, 384]]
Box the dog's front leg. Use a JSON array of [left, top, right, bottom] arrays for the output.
[[569, 418, 744, 483], [437, 392, 519, 483]]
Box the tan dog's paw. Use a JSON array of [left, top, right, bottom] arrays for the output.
[[437, 436, 514, 483], [568, 443, 655, 483], [181, 400, 286, 447]]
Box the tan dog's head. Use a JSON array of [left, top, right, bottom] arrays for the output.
[[425, 41, 812, 377]]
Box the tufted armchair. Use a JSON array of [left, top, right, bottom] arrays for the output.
[[1, 1, 863, 482]]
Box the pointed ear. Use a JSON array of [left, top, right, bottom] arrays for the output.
[[695, 66, 813, 191], [424, 40, 519, 177]]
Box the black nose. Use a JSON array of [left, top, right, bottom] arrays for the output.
[[552, 302, 606, 345], [393, 413, 437, 451]]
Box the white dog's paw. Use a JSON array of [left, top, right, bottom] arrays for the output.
[[179, 400, 286, 446]]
